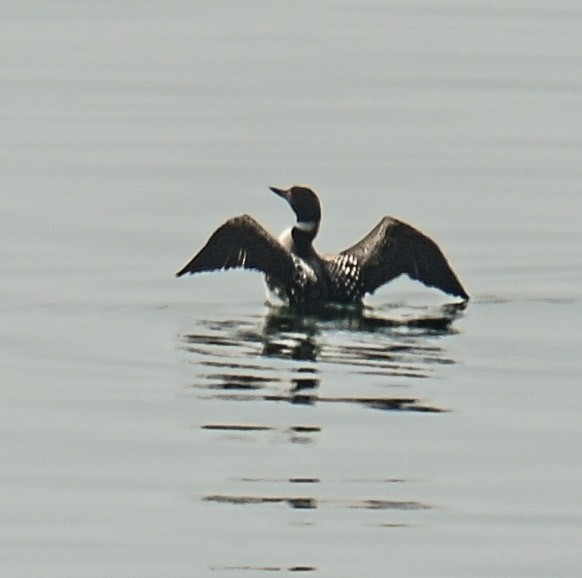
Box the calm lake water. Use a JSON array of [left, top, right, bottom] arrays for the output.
[[2, 1, 581, 577]]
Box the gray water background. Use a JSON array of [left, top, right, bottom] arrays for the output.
[[1, 1, 581, 576]]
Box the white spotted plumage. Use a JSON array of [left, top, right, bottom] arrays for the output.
[[324, 253, 364, 303], [266, 254, 318, 307], [268, 252, 365, 307]]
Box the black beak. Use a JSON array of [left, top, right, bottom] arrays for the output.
[[269, 186, 289, 199]]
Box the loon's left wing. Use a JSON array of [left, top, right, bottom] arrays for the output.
[[176, 214, 297, 286], [340, 216, 469, 300]]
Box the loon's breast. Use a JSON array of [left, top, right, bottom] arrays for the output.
[[264, 254, 319, 307], [267, 228, 364, 307], [277, 226, 295, 252]]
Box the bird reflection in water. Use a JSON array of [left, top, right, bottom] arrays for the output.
[[181, 301, 465, 414], [259, 300, 464, 361], [184, 303, 460, 535]]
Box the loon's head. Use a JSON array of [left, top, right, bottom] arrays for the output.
[[270, 185, 321, 233]]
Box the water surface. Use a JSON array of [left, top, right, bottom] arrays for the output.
[[1, 1, 581, 577]]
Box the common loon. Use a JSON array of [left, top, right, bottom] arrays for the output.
[[176, 185, 469, 308]]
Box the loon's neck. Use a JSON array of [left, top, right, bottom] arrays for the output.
[[279, 220, 320, 259]]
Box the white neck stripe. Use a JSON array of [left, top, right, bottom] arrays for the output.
[[295, 220, 318, 232]]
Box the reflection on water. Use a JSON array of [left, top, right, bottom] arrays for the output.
[[180, 303, 461, 543], [203, 474, 430, 515], [211, 565, 317, 573], [203, 493, 429, 512], [181, 303, 462, 413], [201, 423, 321, 445]]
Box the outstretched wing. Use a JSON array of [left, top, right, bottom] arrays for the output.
[[176, 214, 297, 285], [341, 216, 469, 300]]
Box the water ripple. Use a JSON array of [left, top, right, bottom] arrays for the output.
[[180, 303, 461, 415]]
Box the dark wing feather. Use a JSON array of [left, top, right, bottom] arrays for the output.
[[175, 214, 297, 285], [341, 217, 469, 300]]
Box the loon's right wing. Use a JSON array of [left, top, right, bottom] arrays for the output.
[[341, 216, 469, 300], [176, 214, 297, 286]]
